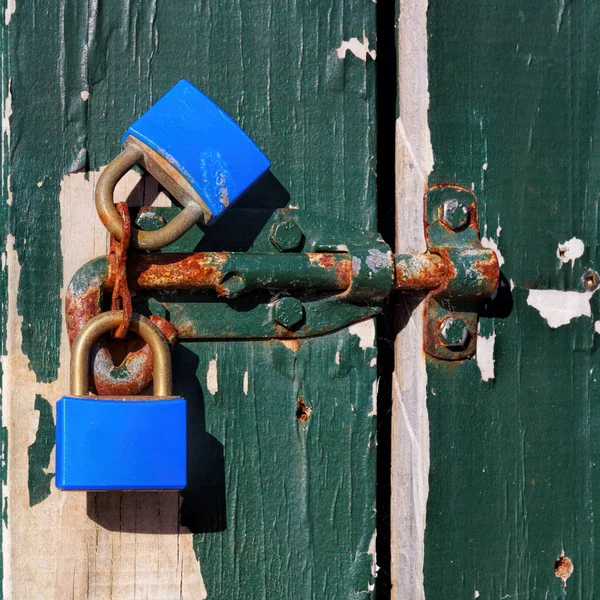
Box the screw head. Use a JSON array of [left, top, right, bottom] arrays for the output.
[[270, 220, 304, 252], [441, 199, 469, 230], [439, 317, 469, 348], [273, 297, 305, 329]]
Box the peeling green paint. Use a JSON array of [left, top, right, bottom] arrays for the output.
[[27, 395, 55, 507], [185, 333, 376, 597], [0, 0, 9, 592], [8, 0, 377, 596]]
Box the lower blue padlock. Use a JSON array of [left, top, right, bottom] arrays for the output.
[[55, 312, 186, 491]]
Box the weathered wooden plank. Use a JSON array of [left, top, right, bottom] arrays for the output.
[[425, 0, 600, 597], [1, 1, 378, 598], [391, 0, 432, 599]]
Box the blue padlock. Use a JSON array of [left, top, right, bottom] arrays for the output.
[[96, 79, 271, 250], [56, 312, 186, 491]]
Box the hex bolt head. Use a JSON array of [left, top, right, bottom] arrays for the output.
[[439, 317, 470, 348], [273, 297, 305, 329], [270, 220, 304, 252], [441, 198, 469, 231]]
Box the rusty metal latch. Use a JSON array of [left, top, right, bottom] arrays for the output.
[[67, 193, 498, 364], [65, 81, 500, 401]]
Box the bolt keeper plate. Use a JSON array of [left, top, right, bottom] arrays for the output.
[[423, 185, 499, 361]]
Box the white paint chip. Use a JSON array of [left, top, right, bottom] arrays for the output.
[[594, 321, 600, 335], [477, 330, 496, 382], [207, 357, 219, 395], [242, 370, 249, 396], [349, 319, 376, 351], [2, 83, 12, 138], [369, 378, 378, 417], [481, 236, 505, 267], [368, 530, 377, 583], [80, 90, 89, 101], [557, 237, 584, 267], [527, 289, 595, 328], [335, 351, 341, 365], [336, 33, 376, 61], [4, 0, 15, 25]]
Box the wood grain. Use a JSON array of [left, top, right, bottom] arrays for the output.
[[391, 1, 433, 599]]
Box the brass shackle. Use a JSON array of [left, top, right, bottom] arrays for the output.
[[95, 138, 209, 250], [70, 311, 172, 397]]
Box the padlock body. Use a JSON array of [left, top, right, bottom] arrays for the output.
[[55, 396, 186, 491], [123, 79, 270, 222]]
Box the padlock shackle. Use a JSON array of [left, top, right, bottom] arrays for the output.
[[95, 141, 207, 250], [71, 311, 172, 397]]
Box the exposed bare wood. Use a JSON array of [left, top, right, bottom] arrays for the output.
[[2, 168, 206, 598], [391, 0, 433, 598]]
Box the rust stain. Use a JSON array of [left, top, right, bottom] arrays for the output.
[[554, 554, 573, 583], [393, 252, 449, 292], [423, 183, 479, 233], [296, 397, 312, 422], [65, 277, 103, 347], [277, 338, 300, 352], [317, 254, 335, 268], [335, 259, 352, 289], [93, 316, 178, 396], [473, 250, 500, 296], [128, 252, 228, 290], [308, 252, 352, 289]]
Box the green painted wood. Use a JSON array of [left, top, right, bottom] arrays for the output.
[[426, 1, 600, 598], [4, 1, 378, 597], [0, 0, 7, 588]]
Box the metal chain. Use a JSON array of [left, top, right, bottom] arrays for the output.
[[108, 202, 132, 339]]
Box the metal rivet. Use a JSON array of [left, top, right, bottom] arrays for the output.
[[441, 199, 469, 231], [272, 297, 305, 329], [439, 317, 469, 349], [270, 220, 304, 252]]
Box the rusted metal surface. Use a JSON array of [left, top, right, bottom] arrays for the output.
[[122, 250, 495, 295], [422, 185, 499, 359], [423, 299, 478, 361], [108, 202, 132, 339], [70, 311, 175, 397], [393, 252, 449, 291], [92, 315, 177, 396], [125, 251, 353, 293], [65, 256, 177, 395], [128, 252, 228, 291], [472, 250, 500, 298]]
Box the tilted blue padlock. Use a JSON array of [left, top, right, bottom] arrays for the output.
[[55, 312, 186, 491], [96, 79, 271, 250]]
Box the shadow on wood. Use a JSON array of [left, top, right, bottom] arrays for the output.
[[86, 344, 227, 534]]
